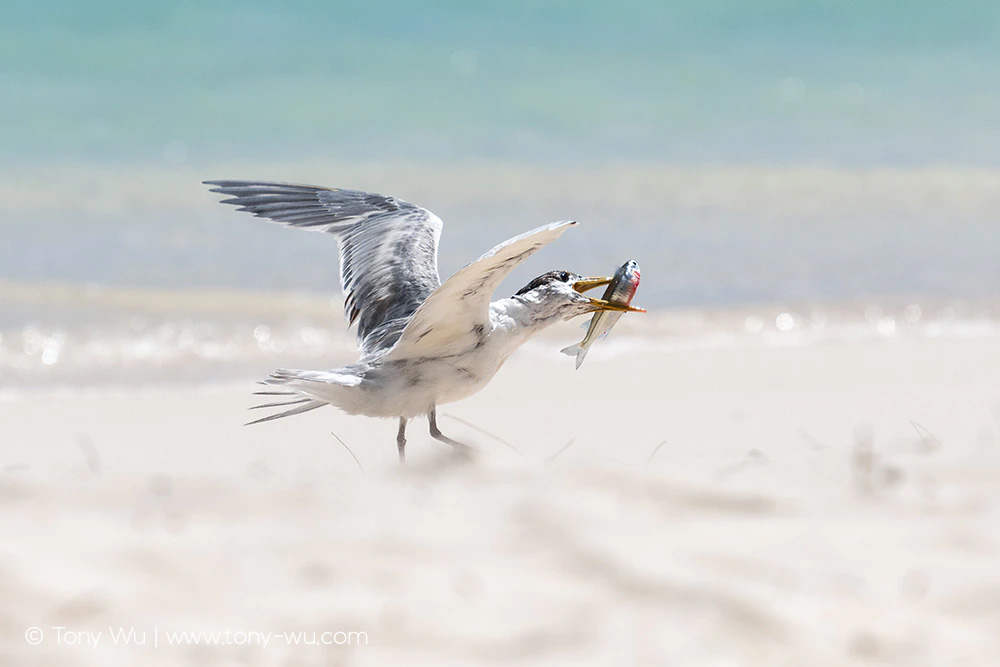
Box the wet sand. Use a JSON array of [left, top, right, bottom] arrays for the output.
[[1, 336, 999, 665]]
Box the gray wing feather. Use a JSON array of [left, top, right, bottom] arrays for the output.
[[204, 180, 442, 354]]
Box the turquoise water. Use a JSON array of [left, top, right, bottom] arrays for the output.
[[4, 0, 1000, 165], [1, 1, 998, 315], [2, 2, 999, 384]]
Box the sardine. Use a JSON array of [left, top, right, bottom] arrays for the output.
[[561, 260, 642, 369]]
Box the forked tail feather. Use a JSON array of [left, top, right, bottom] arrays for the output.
[[246, 368, 363, 425]]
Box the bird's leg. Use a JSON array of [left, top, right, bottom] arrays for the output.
[[396, 417, 407, 464], [427, 407, 472, 455]]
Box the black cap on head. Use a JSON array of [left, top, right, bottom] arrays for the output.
[[514, 270, 573, 296]]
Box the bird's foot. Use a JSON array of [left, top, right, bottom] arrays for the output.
[[427, 408, 476, 460], [432, 433, 475, 460]]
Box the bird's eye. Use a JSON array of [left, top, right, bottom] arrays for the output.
[[559, 271, 570, 281]]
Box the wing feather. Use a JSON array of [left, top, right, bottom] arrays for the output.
[[205, 180, 442, 353]]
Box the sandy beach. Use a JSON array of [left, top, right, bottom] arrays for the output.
[[2, 333, 998, 666]]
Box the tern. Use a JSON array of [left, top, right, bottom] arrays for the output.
[[205, 180, 640, 461]]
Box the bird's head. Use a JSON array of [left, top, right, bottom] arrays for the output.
[[512, 270, 644, 320]]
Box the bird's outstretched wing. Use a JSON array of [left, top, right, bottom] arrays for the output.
[[385, 220, 577, 361], [204, 181, 442, 353]]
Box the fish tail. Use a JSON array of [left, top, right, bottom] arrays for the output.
[[559, 344, 589, 370]]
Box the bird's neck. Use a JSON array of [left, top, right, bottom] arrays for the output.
[[488, 296, 566, 350]]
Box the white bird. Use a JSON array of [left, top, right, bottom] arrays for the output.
[[204, 180, 639, 461]]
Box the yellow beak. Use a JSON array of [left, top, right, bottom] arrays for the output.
[[572, 276, 613, 293], [588, 298, 646, 313]]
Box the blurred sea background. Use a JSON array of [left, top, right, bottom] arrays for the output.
[[2, 0, 999, 386]]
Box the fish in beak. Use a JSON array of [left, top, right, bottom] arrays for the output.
[[561, 260, 645, 369], [571, 275, 645, 312]]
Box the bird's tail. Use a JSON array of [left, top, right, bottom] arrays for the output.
[[559, 344, 589, 370], [247, 393, 326, 425], [247, 368, 362, 425]]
